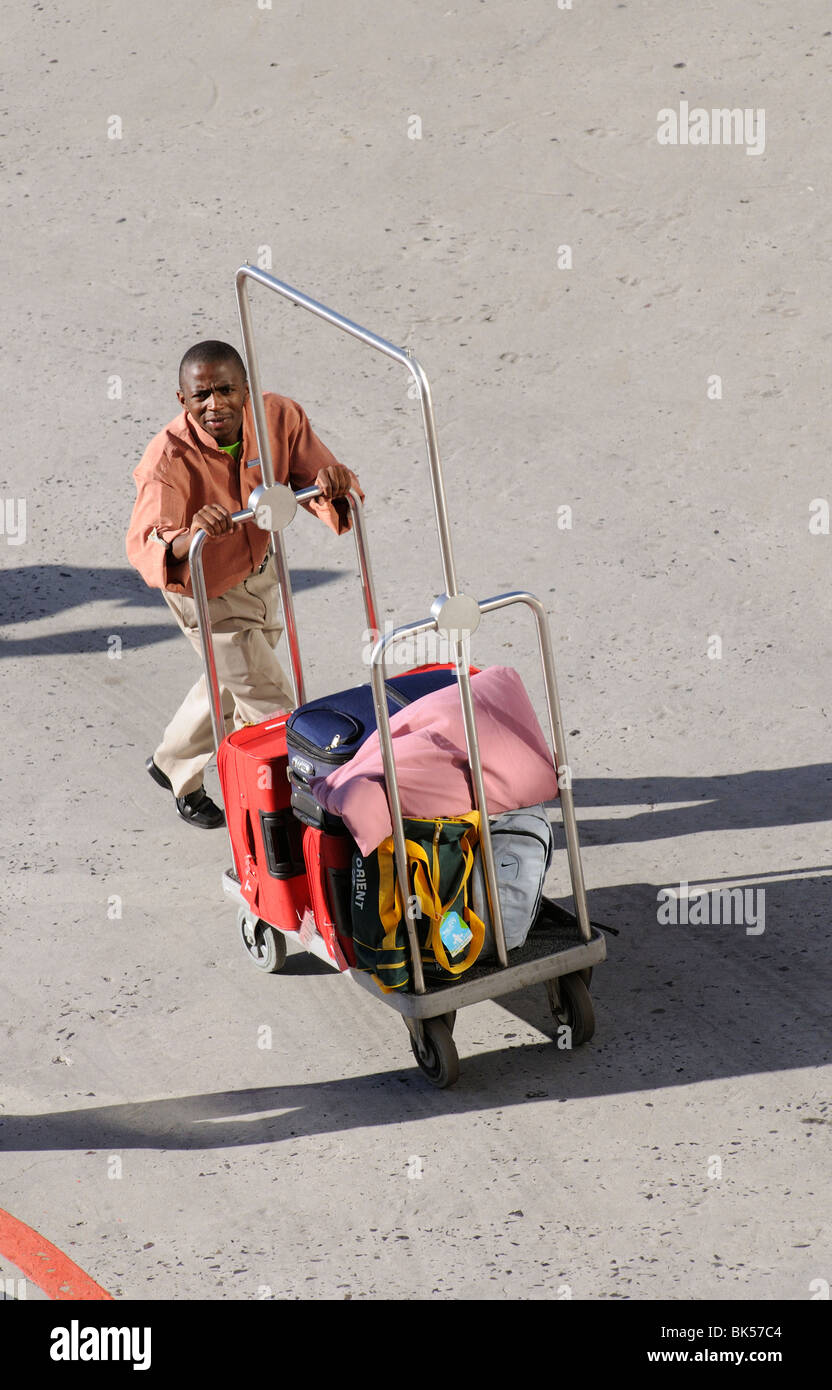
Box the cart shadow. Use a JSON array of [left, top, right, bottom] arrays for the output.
[[2, 870, 829, 1154], [0, 564, 339, 656], [278, 954, 338, 976], [563, 763, 832, 842], [497, 867, 831, 1075]]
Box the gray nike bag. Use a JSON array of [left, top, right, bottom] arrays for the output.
[[471, 804, 554, 958]]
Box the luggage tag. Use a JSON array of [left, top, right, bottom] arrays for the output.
[[439, 909, 473, 958]]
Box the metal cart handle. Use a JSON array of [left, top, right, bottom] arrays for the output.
[[188, 483, 379, 756], [235, 264, 470, 710], [236, 264, 458, 595]]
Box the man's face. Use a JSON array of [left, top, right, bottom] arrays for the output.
[[177, 358, 249, 447]]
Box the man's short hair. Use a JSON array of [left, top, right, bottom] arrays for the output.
[[178, 340, 247, 387]]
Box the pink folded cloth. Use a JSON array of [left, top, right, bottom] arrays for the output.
[[312, 665, 558, 854]]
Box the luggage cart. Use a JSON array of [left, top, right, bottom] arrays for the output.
[[188, 265, 607, 1087]]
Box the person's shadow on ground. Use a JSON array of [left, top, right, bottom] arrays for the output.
[[0, 563, 340, 656]]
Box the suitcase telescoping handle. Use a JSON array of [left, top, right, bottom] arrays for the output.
[[188, 482, 380, 758]]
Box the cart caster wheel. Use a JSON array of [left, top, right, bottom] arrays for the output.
[[548, 973, 595, 1046], [410, 1018, 460, 1088], [238, 909, 287, 973], [441, 1011, 457, 1036]]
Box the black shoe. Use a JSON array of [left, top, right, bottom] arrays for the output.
[[146, 756, 225, 829], [175, 787, 226, 829], [146, 756, 173, 792]]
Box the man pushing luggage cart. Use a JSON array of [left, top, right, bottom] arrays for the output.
[[164, 262, 608, 1087], [126, 339, 361, 828]]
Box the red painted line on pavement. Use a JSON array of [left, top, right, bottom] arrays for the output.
[[0, 1208, 113, 1300]]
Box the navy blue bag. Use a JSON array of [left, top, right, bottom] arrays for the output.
[[286, 667, 460, 830]]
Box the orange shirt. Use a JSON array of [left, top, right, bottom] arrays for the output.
[[126, 392, 361, 599]]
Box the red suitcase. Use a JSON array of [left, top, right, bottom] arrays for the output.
[[217, 664, 482, 967], [301, 827, 356, 969], [217, 714, 312, 933]]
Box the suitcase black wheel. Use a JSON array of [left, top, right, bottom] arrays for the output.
[[237, 908, 287, 973], [409, 1017, 460, 1089], [547, 973, 595, 1046]]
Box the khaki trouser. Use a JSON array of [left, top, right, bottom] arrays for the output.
[[153, 556, 294, 797]]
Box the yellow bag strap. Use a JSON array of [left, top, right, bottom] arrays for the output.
[[378, 812, 480, 919], [411, 835, 473, 919], [378, 832, 440, 935], [425, 898, 486, 974], [376, 813, 486, 976], [414, 812, 479, 910], [377, 836, 403, 939], [410, 822, 485, 975]]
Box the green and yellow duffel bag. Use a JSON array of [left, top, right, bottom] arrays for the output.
[[351, 812, 486, 992]]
